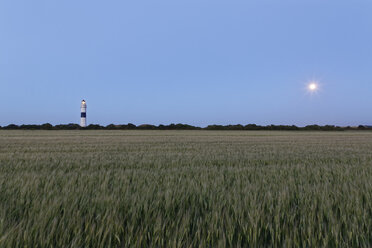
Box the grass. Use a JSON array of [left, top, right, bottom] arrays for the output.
[[1, 130, 372, 247]]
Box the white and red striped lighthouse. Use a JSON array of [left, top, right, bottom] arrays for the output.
[[80, 100, 87, 127]]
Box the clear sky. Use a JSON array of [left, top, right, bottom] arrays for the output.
[[1, 0, 371, 127]]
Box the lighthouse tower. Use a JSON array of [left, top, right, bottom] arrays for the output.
[[80, 100, 87, 127]]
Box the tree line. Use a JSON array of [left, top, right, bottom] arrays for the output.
[[0, 123, 371, 131]]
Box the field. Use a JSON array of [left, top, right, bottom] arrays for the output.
[[1, 130, 372, 247]]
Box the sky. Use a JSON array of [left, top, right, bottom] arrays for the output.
[[0, 0, 371, 127]]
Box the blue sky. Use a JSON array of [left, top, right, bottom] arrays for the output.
[[1, 0, 371, 127]]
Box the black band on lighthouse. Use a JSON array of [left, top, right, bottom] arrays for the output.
[[81, 113, 86, 117]]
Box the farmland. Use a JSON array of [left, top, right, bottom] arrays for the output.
[[1, 130, 372, 247]]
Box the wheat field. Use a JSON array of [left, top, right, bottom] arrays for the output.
[[1, 130, 372, 247]]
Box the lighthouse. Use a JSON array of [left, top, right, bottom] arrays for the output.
[[80, 100, 87, 127]]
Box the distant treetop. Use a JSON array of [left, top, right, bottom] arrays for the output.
[[0, 123, 370, 131]]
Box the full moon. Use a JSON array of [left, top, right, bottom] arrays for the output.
[[308, 82, 318, 92]]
